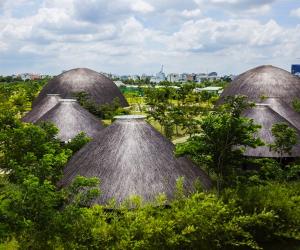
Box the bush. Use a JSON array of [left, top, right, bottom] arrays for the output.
[[223, 182, 300, 242]]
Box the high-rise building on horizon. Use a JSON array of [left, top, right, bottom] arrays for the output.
[[291, 64, 300, 76]]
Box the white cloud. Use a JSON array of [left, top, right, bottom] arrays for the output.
[[290, 8, 300, 18], [131, 0, 154, 13], [181, 9, 202, 18], [165, 18, 283, 53], [194, 0, 275, 16], [0, 41, 8, 52], [0, 0, 299, 75]]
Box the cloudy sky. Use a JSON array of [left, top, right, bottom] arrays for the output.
[[0, 0, 299, 75]]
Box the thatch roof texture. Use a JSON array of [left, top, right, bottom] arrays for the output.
[[243, 104, 300, 157], [263, 98, 300, 130], [32, 68, 128, 107], [220, 65, 300, 104], [22, 94, 61, 123], [37, 99, 104, 141], [59, 115, 212, 204]]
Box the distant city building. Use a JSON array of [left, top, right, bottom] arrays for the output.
[[195, 73, 208, 83], [150, 65, 166, 83], [179, 73, 188, 82], [102, 72, 111, 78], [75, 67, 224, 84], [207, 72, 220, 81], [18, 73, 42, 81], [141, 74, 151, 81], [120, 75, 129, 81], [187, 73, 196, 82], [167, 73, 180, 82], [208, 72, 218, 77], [291, 64, 300, 76], [128, 75, 140, 81], [31, 74, 42, 80]]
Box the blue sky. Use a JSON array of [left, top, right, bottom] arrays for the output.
[[0, 0, 299, 75]]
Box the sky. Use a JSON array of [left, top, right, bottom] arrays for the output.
[[0, 0, 300, 76]]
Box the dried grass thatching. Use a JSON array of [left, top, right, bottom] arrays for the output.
[[32, 68, 128, 107], [37, 99, 104, 141], [262, 98, 300, 130], [58, 115, 212, 204], [22, 94, 61, 123], [220, 65, 300, 104], [243, 104, 300, 157]]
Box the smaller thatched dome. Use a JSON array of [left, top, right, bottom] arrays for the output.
[[59, 115, 212, 204], [22, 94, 61, 123], [37, 99, 104, 141], [220, 65, 300, 104], [32, 68, 128, 108], [243, 104, 300, 157]]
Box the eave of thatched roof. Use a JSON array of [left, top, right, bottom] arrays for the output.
[[37, 99, 104, 141], [58, 115, 212, 204], [32, 68, 128, 108], [22, 94, 61, 123], [243, 104, 300, 158]]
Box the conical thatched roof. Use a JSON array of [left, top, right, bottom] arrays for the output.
[[220, 65, 300, 104], [243, 104, 300, 157], [58, 115, 212, 204], [37, 99, 104, 141], [22, 94, 61, 123], [32, 68, 128, 107]]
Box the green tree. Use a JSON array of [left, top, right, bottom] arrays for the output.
[[292, 98, 300, 113], [176, 96, 263, 193], [64, 132, 91, 153], [270, 123, 298, 163]]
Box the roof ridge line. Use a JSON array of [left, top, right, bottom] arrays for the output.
[[266, 100, 300, 132]]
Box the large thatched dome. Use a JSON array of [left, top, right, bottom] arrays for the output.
[[32, 68, 128, 107], [243, 104, 300, 157], [22, 94, 61, 123], [220, 65, 300, 104], [37, 99, 104, 142], [58, 115, 212, 204]]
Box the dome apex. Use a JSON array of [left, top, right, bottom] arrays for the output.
[[220, 65, 300, 104], [33, 68, 128, 107]]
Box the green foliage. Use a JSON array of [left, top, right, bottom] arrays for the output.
[[224, 182, 300, 242], [74, 92, 129, 120], [144, 85, 204, 138], [1, 80, 300, 249], [270, 123, 298, 160], [64, 132, 91, 153], [176, 96, 263, 192], [292, 98, 300, 113], [0, 122, 72, 184], [0, 89, 101, 249]]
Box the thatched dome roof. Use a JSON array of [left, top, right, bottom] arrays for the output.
[[58, 115, 212, 204], [32, 68, 128, 107], [37, 99, 104, 142], [243, 104, 300, 157], [220, 65, 300, 104], [22, 94, 61, 123]]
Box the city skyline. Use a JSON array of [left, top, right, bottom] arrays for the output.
[[0, 0, 300, 75]]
